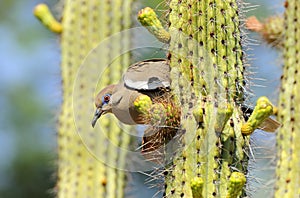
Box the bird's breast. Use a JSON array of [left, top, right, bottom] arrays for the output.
[[111, 88, 144, 125]]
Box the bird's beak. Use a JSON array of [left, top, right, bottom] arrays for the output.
[[91, 108, 103, 128]]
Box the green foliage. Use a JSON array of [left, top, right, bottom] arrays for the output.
[[0, 85, 55, 198], [2, 153, 54, 198]]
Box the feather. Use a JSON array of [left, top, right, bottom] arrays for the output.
[[259, 117, 281, 132]]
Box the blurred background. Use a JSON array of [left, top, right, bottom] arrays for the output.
[[0, 0, 283, 197]]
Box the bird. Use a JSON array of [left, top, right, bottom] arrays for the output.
[[91, 59, 280, 162], [91, 59, 172, 162], [91, 59, 170, 127]]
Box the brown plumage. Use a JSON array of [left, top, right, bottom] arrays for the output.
[[92, 59, 170, 127], [92, 59, 280, 163]]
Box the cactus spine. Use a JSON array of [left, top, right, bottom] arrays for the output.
[[57, 0, 132, 197], [275, 0, 300, 197], [165, 0, 248, 197]]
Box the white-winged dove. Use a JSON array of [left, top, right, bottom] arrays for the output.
[[91, 59, 279, 131], [91, 59, 170, 127], [92, 59, 280, 132], [91, 59, 280, 162]]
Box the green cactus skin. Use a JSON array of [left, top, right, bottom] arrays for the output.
[[57, 0, 133, 197], [275, 0, 300, 196], [165, 0, 248, 197], [226, 172, 246, 198], [191, 177, 204, 198], [33, 4, 62, 33], [241, 96, 275, 135], [138, 7, 171, 43]]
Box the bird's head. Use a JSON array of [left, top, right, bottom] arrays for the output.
[[91, 84, 115, 127]]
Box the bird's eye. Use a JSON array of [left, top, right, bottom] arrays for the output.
[[103, 94, 110, 102]]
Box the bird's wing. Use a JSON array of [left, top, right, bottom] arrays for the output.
[[259, 117, 281, 132], [123, 59, 170, 90]]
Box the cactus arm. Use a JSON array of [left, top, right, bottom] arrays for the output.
[[138, 7, 171, 43], [34, 4, 62, 33], [241, 96, 275, 135]]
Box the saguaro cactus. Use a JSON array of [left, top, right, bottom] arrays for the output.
[[58, 1, 133, 197], [165, 0, 249, 197], [35, 0, 133, 197], [275, 0, 300, 197]]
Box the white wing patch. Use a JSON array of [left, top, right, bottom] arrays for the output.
[[125, 78, 170, 90], [123, 59, 170, 90]]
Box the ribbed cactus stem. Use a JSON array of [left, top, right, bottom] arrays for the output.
[[165, 0, 248, 197], [275, 0, 300, 196], [54, 0, 133, 197]]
